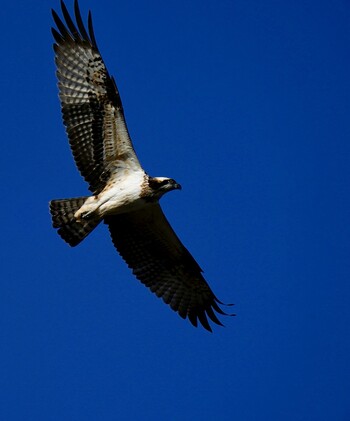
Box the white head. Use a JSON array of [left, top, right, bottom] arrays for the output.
[[147, 176, 182, 199]]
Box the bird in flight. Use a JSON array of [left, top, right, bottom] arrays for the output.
[[49, 0, 233, 331]]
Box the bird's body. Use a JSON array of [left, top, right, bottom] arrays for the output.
[[49, 0, 232, 331], [75, 168, 147, 220]]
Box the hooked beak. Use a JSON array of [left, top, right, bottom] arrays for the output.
[[174, 183, 182, 190]]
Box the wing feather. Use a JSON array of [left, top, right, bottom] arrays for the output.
[[74, 0, 91, 42], [52, 0, 141, 193], [105, 205, 233, 332]]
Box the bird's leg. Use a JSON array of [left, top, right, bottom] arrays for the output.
[[74, 196, 99, 221]]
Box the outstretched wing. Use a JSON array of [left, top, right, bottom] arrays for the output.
[[52, 0, 141, 194], [105, 205, 233, 332]]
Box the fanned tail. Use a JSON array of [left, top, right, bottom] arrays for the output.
[[49, 197, 100, 247]]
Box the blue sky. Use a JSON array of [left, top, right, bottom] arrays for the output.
[[1, 0, 349, 419]]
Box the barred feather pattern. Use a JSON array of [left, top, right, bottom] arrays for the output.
[[105, 204, 233, 332], [50, 197, 100, 247], [50, 1, 233, 332], [52, 0, 140, 194]]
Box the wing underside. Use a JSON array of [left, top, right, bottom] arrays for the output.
[[52, 0, 140, 193], [105, 205, 233, 331], [52, 1, 232, 332]]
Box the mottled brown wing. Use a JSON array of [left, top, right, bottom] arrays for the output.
[[105, 204, 232, 331], [52, 0, 141, 194]]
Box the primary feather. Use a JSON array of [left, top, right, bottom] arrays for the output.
[[49, 0, 233, 331]]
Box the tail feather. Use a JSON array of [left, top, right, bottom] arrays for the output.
[[49, 197, 100, 247]]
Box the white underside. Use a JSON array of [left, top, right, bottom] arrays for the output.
[[74, 169, 147, 220]]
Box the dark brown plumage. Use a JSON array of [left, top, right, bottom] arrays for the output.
[[52, 0, 139, 194], [49, 0, 233, 332], [105, 205, 229, 331]]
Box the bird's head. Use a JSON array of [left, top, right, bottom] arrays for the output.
[[148, 176, 182, 199]]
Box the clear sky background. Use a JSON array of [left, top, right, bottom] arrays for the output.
[[1, 0, 349, 420]]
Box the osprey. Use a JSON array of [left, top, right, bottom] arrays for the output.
[[49, 0, 233, 331]]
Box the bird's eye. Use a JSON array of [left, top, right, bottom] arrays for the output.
[[159, 180, 169, 187]]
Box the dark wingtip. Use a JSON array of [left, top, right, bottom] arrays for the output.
[[213, 297, 236, 316], [205, 305, 224, 327], [51, 8, 59, 24], [74, 0, 90, 42], [215, 296, 235, 306], [197, 311, 212, 332], [184, 294, 235, 331], [51, 27, 63, 45], [73, 0, 80, 15], [52, 0, 95, 47], [60, 0, 80, 40], [52, 6, 73, 42], [188, 312, 198, 328], [88, 10, 98, 48]]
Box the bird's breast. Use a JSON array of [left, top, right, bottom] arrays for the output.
[[96, 171, 148, 217]]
